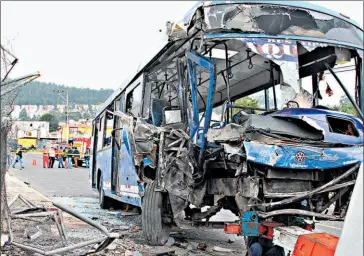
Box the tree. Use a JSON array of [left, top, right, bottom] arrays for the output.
[[18, 108, 29, 121], [40, 113, 59, 132], [13, 81, 113, 105], [332, 97, 358, 117], [235, 97, 259, 108], [234, 97, 259, 114], [341, 103, 357, 116]]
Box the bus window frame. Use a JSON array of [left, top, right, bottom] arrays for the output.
[[115, 91, 126, 113], [103, 106, 114, 149], [97, 113, 105, 151], [125, 75, 145, 117]]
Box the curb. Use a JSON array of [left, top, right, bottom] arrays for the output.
[[6, 172, 51, 203]]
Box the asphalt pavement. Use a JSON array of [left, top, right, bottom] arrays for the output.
[[9, 153, 97, 198]]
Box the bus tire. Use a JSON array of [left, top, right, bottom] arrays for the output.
[[99, 174, 112, 209], [142, 181, 170, 245]]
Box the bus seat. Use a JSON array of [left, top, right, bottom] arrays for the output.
[[151, 98, 170, 127]]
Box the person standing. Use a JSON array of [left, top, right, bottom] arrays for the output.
[[12, 144, 24, 170], [62, 147, 67, 168], [57, 147, 64, 168], [48, 147, 56, 168], [84, 148, 90, 168], [43, 146, 49, 168], [73, 147, 80, 168], [67, 147, 73, 169]]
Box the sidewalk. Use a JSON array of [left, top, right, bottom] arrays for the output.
[[5, 172, 87, 228]]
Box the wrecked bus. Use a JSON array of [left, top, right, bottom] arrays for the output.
[[90, 1, 363, 246]]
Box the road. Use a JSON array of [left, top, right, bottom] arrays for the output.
[[10, 153, 96, 198], [9, 152, 344, 253]]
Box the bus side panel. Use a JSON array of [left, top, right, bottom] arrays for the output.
[[89, 136, 93, 187], [96, 148, 113, 193], [119, 128, 142, 207]]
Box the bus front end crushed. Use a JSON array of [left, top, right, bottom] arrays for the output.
[[91, 0, 364, 247]]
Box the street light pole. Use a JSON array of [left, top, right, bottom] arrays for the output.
[[66, 90, 69, 144], [53, 89, 69, 143]]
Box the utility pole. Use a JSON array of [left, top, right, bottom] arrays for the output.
[[66, 90, 69, 143], [53, 89, 69, 143]]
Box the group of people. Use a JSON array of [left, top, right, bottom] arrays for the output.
[[42, 146, 90, 169]]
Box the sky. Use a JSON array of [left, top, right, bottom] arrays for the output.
[[1, 1, 363, 91]]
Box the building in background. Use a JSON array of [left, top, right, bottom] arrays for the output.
[[59, 119, 112, 143], [10, 121, 50, 148]]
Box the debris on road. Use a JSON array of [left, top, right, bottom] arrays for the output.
[[197, 243, 207, 251], [155, 250, 176, 256], [227, 239, 234, 244], [25, 226, 42, 241], [106, 242, 117, 250], [128, 224, 139, 233], [108, 211, 123, 217], [3, 194, 122, 255], [165, 237, 175, 246], [1, 234, 9, 247], [212, 246, 234, 253]]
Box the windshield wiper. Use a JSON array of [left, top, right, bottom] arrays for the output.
[[324, 63, 363, 120]]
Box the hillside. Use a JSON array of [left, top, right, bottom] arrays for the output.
[[14, 81, 114, 105]]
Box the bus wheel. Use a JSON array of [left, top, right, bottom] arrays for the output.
[[99, 174, 112, 209], [142, 181, 171, 245]]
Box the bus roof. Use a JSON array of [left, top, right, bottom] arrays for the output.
[[185, 1, 362, 30]]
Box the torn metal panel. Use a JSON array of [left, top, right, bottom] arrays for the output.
[[222, 143, 244, 156], [207, 178, 238, 196], [235, 115, 324, 141], [206, 123, 245, 142], [239, 177, 259, 198]]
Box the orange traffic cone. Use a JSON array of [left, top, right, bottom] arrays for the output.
[[32, 158, 36, 166]]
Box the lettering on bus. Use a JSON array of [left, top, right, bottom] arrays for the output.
[[241, 38, 298, 62]]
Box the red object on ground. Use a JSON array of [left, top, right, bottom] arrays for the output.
[[261, 222, 283, 239], [292, 233, 339, 256], [224, 223, 241, 234]]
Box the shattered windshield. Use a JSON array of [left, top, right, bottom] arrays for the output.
[[301, 61, 359, 116], [204, 4, 363, 47], [224, 60, 359, 116]]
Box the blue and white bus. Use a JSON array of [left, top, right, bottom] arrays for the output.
[[90, 0, 363, 246]]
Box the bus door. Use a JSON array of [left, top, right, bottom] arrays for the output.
[[111, 93, 125, 192], [117, 81, 144, 207], [186, 51, 216, 166], [91, 120, 99, 188]]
